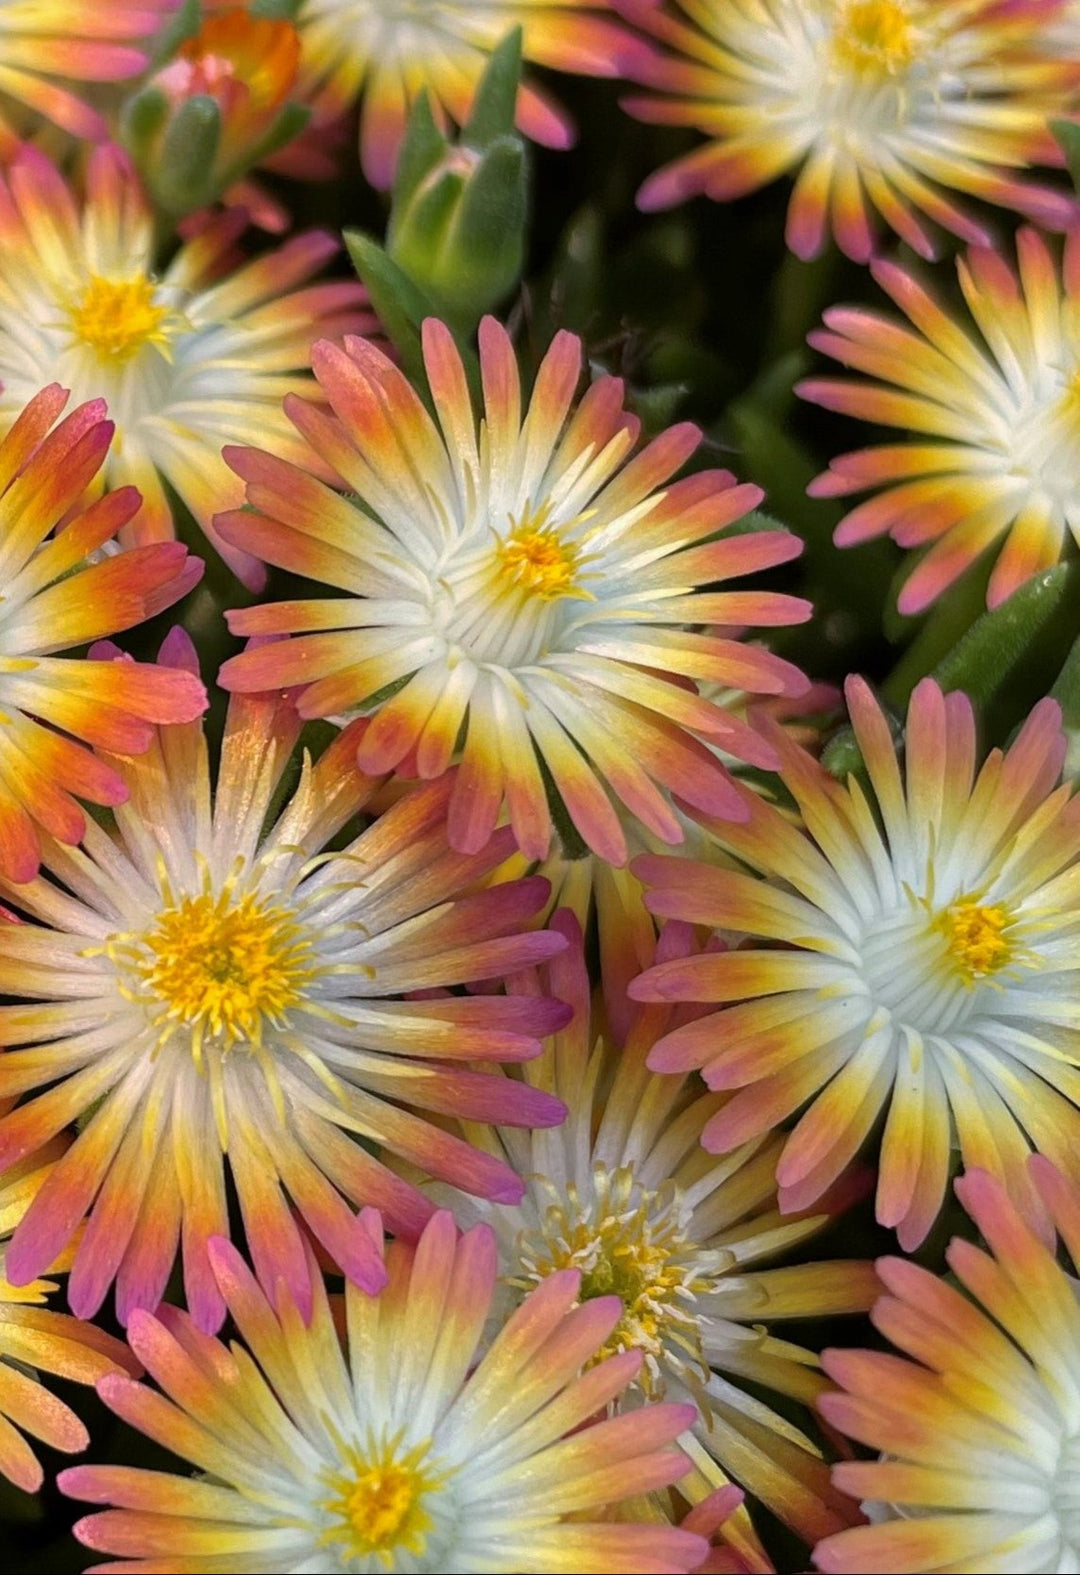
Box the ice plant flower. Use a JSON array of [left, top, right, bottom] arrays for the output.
[[815, 1162, 1080, 1574], [632, 676, 1080, 1250], [0, 143, 373, 589], [0, 385, 205, 884], [0, 629, 569, 1333], [620, 0, 1079, 260], [292, 0, 654, 187], [0, 1120, 137, 1492], [432, 914, 878, 1545], [0, 0, 164, 154], [799, 228, 1080, 613], [217, 318, 811, 865], [60, 1215, 707, 1573]]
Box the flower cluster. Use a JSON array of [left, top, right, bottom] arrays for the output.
[[0, 3, 1076, 1574]]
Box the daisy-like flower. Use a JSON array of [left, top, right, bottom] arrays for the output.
[[431, 913, 878, 1545], [0, 0, 165, 153], [0, 385, 205, 884], [799, 228, 1080, 614], [620, 0, 1079, 260], [291, 0, 654, 187], [217, 318, 811, 866], [814, 1161, 1080, 1574], [0, 1119, 137, 1492], [60, 1214, 707, 1574], [0, 143, 373, 589], [0, 629, 569, 1333], [632, 675, 1080, 1251]]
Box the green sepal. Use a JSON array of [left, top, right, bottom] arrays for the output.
[[393, 91, 449, 212], [441, 134, 526, 312], [155, 94, 222, 212], [1049, 630, 1080, 731], [882, 558, 993, 706], [930, 564, 1074, 710], [120, 85, 170, 160], [463, 27, 523, 149], [344, 229, 444, 388], [388, 165, 467, 280]]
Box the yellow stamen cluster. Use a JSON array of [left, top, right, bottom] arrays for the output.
[[512, 1164, 721, 1396], [67, 274, 172, 363], [832, 0, 916, 73], [107, 878, 318, 1061], [320, 1437, 443, 1566], [497, 514, 582, 601], [939, 898, 1013, 985]]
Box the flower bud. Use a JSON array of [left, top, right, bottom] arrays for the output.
[[123, 8, 308, 217], [385, 30, 528, 327]]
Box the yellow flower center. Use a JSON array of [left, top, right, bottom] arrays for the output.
[[513, 1165, 720, 1397], [497, 516, 581, 601], [321, 1438, 442, 1566], [67, 274, 171, 363], [833, 0, 915, 73], [939, 899, 1012, 985], [106, 882, 319, 1060]]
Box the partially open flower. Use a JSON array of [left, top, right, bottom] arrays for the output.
[[128, 8, 310, 217]]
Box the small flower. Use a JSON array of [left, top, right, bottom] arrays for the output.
[[0, 630, 568, 1332], [621, 0, 1078, 259], [0, 385, 205, 883], [60, 1214, 707, 1573], [799, 228, 1080, 613], [0, 143, 373, 587], [632, 677, 1080, 1249], [217, 319, 811, 865], [0, 0, 162, 153], [815, 1161, 1080, 1574], [428, 914, 878, 1545], [0, 1121, 137, 1492], [292, 0, 654, 187]]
